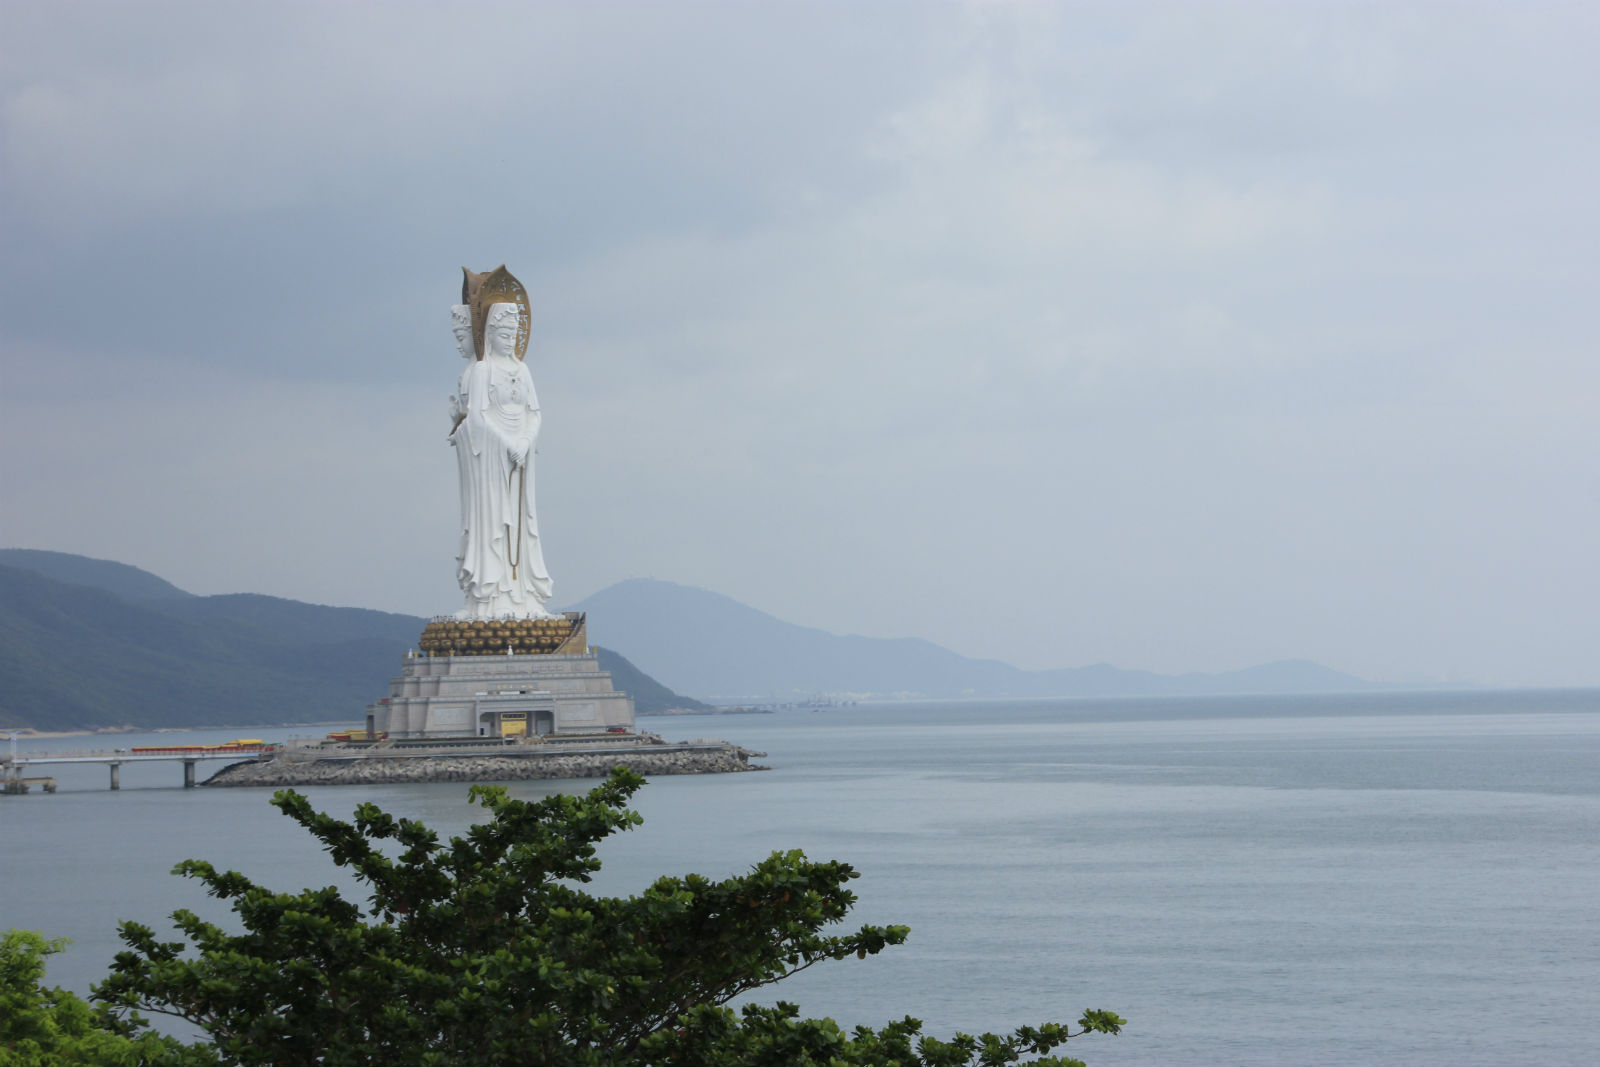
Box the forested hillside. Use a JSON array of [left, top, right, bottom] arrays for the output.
[[0, 555, 706, 731]]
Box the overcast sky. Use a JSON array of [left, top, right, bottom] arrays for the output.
[[2, 2, 1596, 687]]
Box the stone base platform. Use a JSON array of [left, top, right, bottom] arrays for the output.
[[371, 611, 633, 740]]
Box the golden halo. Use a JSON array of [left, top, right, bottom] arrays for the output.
[[467, 264, 531, 360]]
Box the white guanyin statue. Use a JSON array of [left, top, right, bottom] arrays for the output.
[[448, 266, 554, 619]]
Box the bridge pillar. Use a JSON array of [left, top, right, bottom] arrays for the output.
[[182, 761, 196, 788], [109, 762, 121, 790]]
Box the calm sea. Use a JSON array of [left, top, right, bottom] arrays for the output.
[[3, 690, 1597, 1065]]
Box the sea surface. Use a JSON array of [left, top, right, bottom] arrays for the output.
[[3, 689, 1597, 1065]]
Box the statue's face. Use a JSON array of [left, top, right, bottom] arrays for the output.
[[450, 305, 473, 358], [489, 314, 519, 357]]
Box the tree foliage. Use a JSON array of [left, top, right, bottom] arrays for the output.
[[87, 768, 1121, 1065], [0, 929, 198, 1067]]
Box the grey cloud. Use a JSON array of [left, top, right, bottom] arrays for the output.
[[1, 2, 1596, 687]]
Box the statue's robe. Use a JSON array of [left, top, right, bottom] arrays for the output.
[[450, 357, 553, 618]]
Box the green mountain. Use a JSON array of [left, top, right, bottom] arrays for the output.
[[1, 551, 1376, 730], [0, 556, 706, 731], [0, 564, 416, 731], [0, 549, 193, 601]]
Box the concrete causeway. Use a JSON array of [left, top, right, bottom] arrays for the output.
[[2, 745, 272, 792]]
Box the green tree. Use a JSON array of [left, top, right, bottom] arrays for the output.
[[0, 929, 199, 1067], [95, 769, 1123, 1066]]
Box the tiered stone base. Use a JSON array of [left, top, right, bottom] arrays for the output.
[[418, 613, 585, 656]]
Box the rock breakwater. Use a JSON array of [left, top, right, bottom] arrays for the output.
[[204, 744, 767, 788]]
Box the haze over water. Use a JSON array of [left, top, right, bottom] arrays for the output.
[[4, 689, 1597, 1065]]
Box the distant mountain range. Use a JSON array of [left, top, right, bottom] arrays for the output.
[[0, 550, 705, 732], [574, 579, 1379, 702], [1, 550, 1382, 732]]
